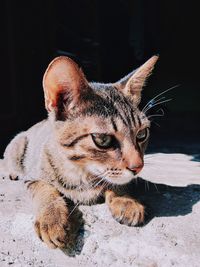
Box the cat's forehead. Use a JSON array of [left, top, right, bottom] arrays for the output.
[[57, 109, 149, 139], [60, 116, 116, 134], [87, 83, 149, 125], [85, 83, 138, 117], [56, 83, 150, 140]]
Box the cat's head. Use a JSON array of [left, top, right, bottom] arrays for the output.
[[43, 55, 158, 185]]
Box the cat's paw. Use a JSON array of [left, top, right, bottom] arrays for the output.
[[34, 200, 70, 249], [9, 173, 19, 180], [0, 172, 18, 180], [108, 196, 145, 226]]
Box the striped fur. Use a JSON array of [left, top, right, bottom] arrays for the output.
[[1, 56, 158, 248]]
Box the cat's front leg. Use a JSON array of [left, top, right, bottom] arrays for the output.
[[105, 190, 145, 226], [26, 180, 71, 249]]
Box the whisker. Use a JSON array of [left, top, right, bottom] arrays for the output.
[[94, 180, 110, 200], [82, 171, 108, 191], [93, 177, 105, 188], [143, 96, 166, 114], [153, 183, 159, 192], [144, 98, 173, 114], [147, 107, 165, 118], [148, 114, 164, 119], [67, 201, 80, 220], [142, 84, 180, 113], [151, 120, 161, 127]]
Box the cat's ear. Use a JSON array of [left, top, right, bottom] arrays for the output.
[[115, 55, 159, 105], [43, 56, 89, 117]]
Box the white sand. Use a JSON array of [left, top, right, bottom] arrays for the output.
[[0, 152, 200, 267]]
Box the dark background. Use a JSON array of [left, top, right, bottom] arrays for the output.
[[1, 0, 200, 156]]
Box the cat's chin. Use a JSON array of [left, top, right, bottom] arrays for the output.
[[85, 165, 136, 185], [104, 173, 136, 185]]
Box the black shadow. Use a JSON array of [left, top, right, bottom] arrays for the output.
[[126, 178, 200, 222]]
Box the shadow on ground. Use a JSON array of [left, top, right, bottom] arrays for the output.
[[59, 199, 85, 257], [62, 177, 200, 256], [191, 154, 200, 162], [127, 178, 200, 221]]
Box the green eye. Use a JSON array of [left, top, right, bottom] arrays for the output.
[[91, 134, 114, 149], [136, 128, 149, 143]]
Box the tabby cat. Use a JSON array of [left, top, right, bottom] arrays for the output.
[[1, 55, 158, 248]]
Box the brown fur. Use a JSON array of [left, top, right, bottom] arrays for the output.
[[1, 55, 158, 248], [27, 180, 69, 248], [105, 190, 145, 226]]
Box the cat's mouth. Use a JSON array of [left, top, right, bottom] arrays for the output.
[[104, 173, 136, 185], [86, 164, 139, 185], [90, 169, 136, 186]]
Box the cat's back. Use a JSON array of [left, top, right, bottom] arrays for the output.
[[26, 119, 51, 145], [23, 119, 53, 177], [2, 119, 52, 179]]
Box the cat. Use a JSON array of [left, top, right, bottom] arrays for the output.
[[1, 55, 158, 249]]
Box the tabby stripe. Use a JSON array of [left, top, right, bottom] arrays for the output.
[[19, 137, 28, 171], [111, 117, 118, 132], [130, 112, 136, 126], [46, 150, 61, 179], [123, 97, 136, 127], [118, 112, 128, 126], [59, 181, 80, 190], [69, 155, 86, 161], [25, 180, 38, 190], [63, 134, 89, 147], [137, 115, 142, 127]]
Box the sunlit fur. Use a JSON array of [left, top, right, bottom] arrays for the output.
[[54, 83, 150, 186], [1, 56, 157, 203], [1, 56, 158, 248]]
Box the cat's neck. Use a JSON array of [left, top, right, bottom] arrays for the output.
[[42, 145, 105, 203], [43, 141, 91, 186]]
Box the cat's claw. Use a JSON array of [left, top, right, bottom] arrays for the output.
[[9, 174, 19, 180], [0, 173, 19, 180], [108, 196, 145, 226], [34, 202, 70, 249]]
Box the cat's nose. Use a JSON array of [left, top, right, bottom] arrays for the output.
[[127, 164, 143, 175]]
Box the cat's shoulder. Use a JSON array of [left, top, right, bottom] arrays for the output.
[[26, 119, 47, 132]]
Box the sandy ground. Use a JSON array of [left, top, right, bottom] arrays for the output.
[[0, 151, 200, 267]]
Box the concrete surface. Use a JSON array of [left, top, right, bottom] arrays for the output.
[[0, 152, 200, 267]]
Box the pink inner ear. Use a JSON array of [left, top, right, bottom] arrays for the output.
[[43, 56, 88, 111]]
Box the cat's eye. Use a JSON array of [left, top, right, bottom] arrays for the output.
[[136, 128, 149, 143], [91, 133, 115, 149]]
